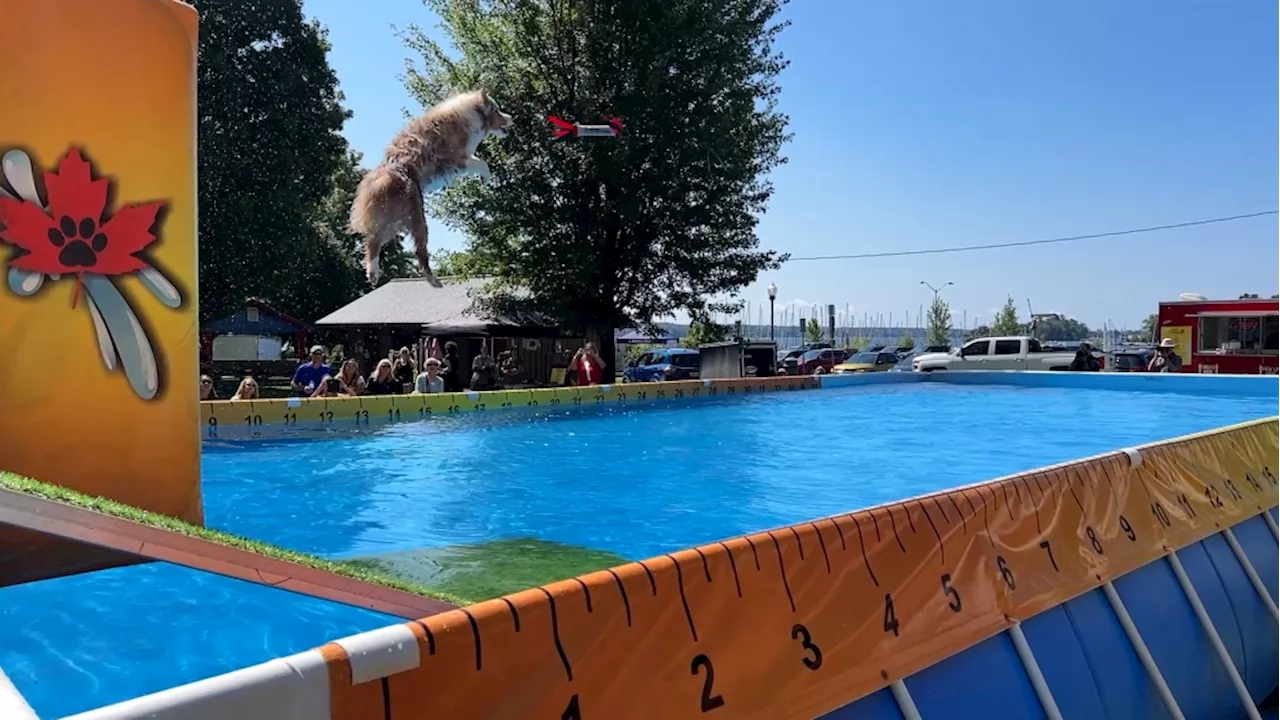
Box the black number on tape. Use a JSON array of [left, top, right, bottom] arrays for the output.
[[617, 393, 627, 402], [501, 401, 513, 408], [1223, 479, 1243, 501], [355, 409, 369, 425], [692, 388, 701, 397], [562, 694, 582, 720], [418, 407, 432, 418], [882, 593, 900, 636], [675, 389, 685, 398], [996, 555, 1016, 590], [637, 391, 647, 400], [1245, 473, 1262, 491], [1039, 540, 1059, 571], [743, 385, 751, 394], [727, 386, 736, 394], [573, 396, 582, 405], [774, 384, 782, 391], [691, 654, 725, 712], [447, 405, 459, 414], [244, 415, 262, 427], [1176, 493, 1196, 519], [549, 398, 560, 406], [528, 400, 539, 407], [709, 387, 717, 396], [1086, 527, 1104, 555], [319, 410, 334, 424], [388, 408, 401, 422], [790, 623, 823, 670], [1204, 486, 1223, 509], [656, 390, 666, 399], [594, 394, 605, 403], [1119, 515, 1136, 541], [206, 416, 218, 437], [941, 573, 962, 612], [475, 403, 486, 411], [1262, 466, 1277, 486], [1152, 502, 1172, 528]]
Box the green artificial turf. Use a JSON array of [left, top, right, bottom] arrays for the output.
[[0, 471, 467, 606], [344, 538, 629, 603]]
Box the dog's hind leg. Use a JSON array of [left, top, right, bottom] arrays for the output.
[[409, 197, 442, 287]]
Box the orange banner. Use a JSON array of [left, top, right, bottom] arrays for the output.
[[200, 376, 823, 441], [309, 417, 1278, 720], [0, 0, 201, 584]]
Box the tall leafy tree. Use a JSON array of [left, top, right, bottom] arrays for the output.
[[195, 0, 363, 323], [925, 296, 952, 347], [402, 0, 792, 372], [990, 296, 1021, 336]]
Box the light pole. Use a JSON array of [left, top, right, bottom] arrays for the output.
[[767, 282, 778, 340], [920, 280, 953, 301]]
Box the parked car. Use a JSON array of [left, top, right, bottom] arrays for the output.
[[796, 348, 848, 374], [912, 336, 1077, 372], [889, 352, 918, 372], [833, 351, 900, 374], [622, 348, 701, 382]]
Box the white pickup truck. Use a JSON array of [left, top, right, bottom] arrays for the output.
[[911, 336, 1077, 372]]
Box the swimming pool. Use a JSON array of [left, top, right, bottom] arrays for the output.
[[2, 380, 1276, 717]]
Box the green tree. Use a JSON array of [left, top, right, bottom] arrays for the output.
[[1031, 316, 1092, 342], [990, 296, 1021, 336], [1139, 312, 1159, 342], [897, 332, 916, 348], [431, 248, 490, 280], [682, 320, 730, 348], [402, 0, 791, 374], [195, 0, 362, 322], [926, 296, 952, 346], [804, 318, 823, 343]]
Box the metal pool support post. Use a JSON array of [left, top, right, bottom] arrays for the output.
[[1102, 581, 1187, 720], [889, 680, 924, 720], [1223, 526, 1279, 620], [1262, 511, 1279, 541], [1008, 623, 1065, 720], [1165, 551, 1263, 720]]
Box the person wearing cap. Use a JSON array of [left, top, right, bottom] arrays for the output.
[[1148, 338, 1183, 373], [292, 345, 334, 396]]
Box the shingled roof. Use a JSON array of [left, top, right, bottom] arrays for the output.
[[314, 277, 556, 334]]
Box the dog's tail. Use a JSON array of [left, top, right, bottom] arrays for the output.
[[349, 166, 407, 236]]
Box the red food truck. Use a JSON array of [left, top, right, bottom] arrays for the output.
[[1156, 296, 1279, 375]]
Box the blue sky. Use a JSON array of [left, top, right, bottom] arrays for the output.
[[304, 0, 1277, 329]]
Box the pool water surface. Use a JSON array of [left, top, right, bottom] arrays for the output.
[[1, 381, 1275, 717]]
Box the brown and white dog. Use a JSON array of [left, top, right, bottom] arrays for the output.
[[349, 90, 513, 285]]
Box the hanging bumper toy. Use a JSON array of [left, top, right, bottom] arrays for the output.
[[548, 115, 624, 140]]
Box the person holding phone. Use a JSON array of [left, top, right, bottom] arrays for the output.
[[570, 343, 605, 386], [310, 375, 342, 398]]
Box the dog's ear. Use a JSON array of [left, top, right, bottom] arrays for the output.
[[478, 88, 491, 104]]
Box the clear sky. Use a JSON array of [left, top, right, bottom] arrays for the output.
[[304, 0, 1278, 330]]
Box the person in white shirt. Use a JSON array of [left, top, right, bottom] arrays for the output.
[[415, 357, 446, 393]]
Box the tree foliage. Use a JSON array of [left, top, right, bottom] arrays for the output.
[[804, 318, 823, 343], [1030, 315, 1091, 341], [401, 0, 792, 370], [990, 296, 1021, 336], [1139, 312, 1159, 342], [897, 332, 916, 348], [195, 0, 404, 324], [681, 320, 731, 348], [926, 296, 952, 347]]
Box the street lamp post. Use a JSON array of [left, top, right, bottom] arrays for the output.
[[767, 282, 778, 341], [920, 280, 953, 301]]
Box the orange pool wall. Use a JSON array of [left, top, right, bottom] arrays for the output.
[[0, 0, 201, 585]]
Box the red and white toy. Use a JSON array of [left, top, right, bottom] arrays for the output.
[[548, 115, 624, 140]]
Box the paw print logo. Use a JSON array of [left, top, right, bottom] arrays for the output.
[[0, 147, 182, 400]]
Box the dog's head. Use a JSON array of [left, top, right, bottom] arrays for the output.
[[476, 90, 513, 138]]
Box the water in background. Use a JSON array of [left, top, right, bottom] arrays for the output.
[[1, 382, 1274, 716]]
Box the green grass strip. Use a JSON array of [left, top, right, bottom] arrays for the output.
[[0, 471, 468, 607]]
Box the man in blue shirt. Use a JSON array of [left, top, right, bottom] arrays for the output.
[[292, 345, 333, 396]]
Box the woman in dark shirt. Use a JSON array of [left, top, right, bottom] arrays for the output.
[[365, 359, 401, 394], [442, 341, 464, 392], [392, 347, 416, 392]]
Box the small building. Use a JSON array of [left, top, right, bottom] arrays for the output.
[[1157, 295, 1278, 374], [201, 298, 313, 362], [313, 277, 577, 385]]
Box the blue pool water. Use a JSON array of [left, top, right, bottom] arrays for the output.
[[2, 381, 1275, 717]]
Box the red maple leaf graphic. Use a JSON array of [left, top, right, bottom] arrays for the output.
[[0, 147, 165, 308]]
